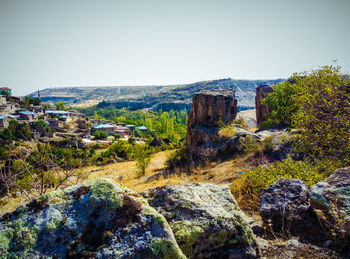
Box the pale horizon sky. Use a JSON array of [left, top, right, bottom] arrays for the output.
[[1, 0, 349, 96]]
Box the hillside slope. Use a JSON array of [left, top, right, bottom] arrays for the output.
[[28, 78, 285, 109]]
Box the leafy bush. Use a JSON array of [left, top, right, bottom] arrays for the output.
[[230, 157, 345, 210], [0, 128, 14, 141], [93, 130, 108, 140], [262, 66, 350, 161], [34, 120, 51, 132], [261, 79, 300, 128], [7, 120, 31, 140], [134, 145, 152, 177], [102, 141, 135, 160], [292, 66, 350, 160], [166, 143, 189, 170]]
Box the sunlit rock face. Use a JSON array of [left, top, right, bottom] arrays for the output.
[[255, 85, 273, 127], [143, 183, 259, 258], [186, 90, 237, 165]]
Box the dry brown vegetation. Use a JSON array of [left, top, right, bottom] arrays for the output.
[[1, 149, 256, 215]]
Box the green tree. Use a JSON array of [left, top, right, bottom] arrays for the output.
[[134, 145, 151, 176], [261, 78, 301, 128], [8, 120, 31, 140], [56, 101, 66, 110], [34, 120, 50, 132], [292, 66, 350, 160], [0, 128, 14, 141], [93, 130, 108, 140], [261, 66, 350, 161]]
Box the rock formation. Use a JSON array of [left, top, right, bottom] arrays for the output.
[[143, 183, 259, 258], [260, 178, 314, 234], [0, 179, 185, 259], [261, 168, 350, 248], [310, 167, 350, 242], [186, 90, 237, 164], [255, 85, 274, 127]]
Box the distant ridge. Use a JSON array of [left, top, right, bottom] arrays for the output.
[[28, 78, 285, 108]]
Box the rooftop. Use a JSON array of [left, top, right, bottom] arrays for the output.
[[92, 123, 116, 129], [46, 110, 70, 115]]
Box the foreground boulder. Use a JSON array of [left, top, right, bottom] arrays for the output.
[[0, 179, 186, 259], [260, 178, 313, 234], [143, 183, 259, 258], [310, 167, 350, 242]]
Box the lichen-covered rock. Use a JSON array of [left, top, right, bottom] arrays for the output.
[[260, 178, 314, 234], [0, 178, 186, 259], [143, 183, 259, 258], [310, 167, 350, 242]]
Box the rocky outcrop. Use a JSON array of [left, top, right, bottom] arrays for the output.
[[261, 168, 350, 248], [188, 90, 237, 127], [310, 167, 350, 242], [149, 138, 172, 147], [0, 179, 185, 259], [143, 183, 259, 258], [186, 90, 237, 164], [260, 179, 313, 234], [255, 85, 273, 127]]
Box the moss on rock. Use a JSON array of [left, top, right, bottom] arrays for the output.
[[151, 237, 187, 259], [0, 178, 185, 258], [171, 220, 206, 257]]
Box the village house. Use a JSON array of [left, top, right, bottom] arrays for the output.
[[0, 96, 6, 105], [33, 105, 44, 114], [89, 118, 101, 125], [14, 110, 37, 122], [136, 125, 148, 133], [46, 118, 59, 130], [0, 115, 10, 129], [115, 126, 129, 137], [8, 96, 22, 104], [91, 123, 117, 135], [0, 103, 19, 115], [45, 110, 72, 121], [125, 124, 136, 131]]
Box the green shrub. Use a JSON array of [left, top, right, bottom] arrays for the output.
[[231, 157, 345, 208], [93, 130, 108, 140], [261, 66, 350, 161], [134, 145, 152, 177], [34, 120, 50, 132], [103, 140, 135, 160], [166, 143, 188, 169]]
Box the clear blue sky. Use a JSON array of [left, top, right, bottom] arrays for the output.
[[1, 0, 349, 96]]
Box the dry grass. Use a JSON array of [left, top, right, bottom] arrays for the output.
[[218, 124, 237, 138], [0, 196, 26, 215], [0, 149, 255, 214], [71, 99, 102, 108]]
